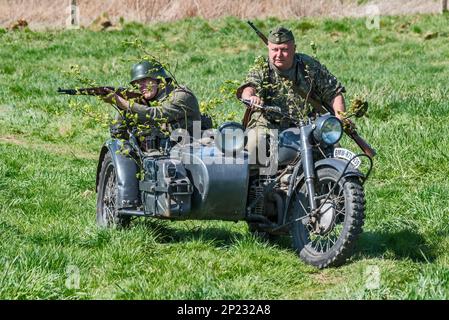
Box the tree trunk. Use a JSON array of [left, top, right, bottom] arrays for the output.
[[443, 0, 448, 13]]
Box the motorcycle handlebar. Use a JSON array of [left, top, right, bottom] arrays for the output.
[[240, 99, 281, 114]]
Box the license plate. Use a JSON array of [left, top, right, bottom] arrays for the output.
[[333, 148, 361, 169]]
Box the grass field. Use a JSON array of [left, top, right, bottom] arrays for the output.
[[0, 13, 449, 299]]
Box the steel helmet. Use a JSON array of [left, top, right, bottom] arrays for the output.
[[130, 60, 169, 83]]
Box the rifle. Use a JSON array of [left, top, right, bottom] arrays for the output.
[[246, 21, 376, 158], [307, 95, 377, 158], [247, 21, 268, 46], [343, 123, 377, 158], [57, 86, 142, 100]]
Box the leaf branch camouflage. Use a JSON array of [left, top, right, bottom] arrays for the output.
[[238, 53, 346, 129], [129, 84, 200, 133]]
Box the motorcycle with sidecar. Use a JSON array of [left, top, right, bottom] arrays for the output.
[[96, 100, 372, 268]]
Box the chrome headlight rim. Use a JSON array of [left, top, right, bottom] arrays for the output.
[[313, 115, 343, 146], [217, 121, 246, 155]]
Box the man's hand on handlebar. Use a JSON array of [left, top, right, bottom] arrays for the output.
[[246, 95, 263, 110]]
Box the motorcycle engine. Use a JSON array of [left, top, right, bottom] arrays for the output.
[[249, 181, 265, 216], [248, 179, 277, 217]]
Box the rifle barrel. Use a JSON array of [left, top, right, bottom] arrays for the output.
[[247, 21, 268, 45], [57, 86, 143, 101], [57, 88, 77, 95]]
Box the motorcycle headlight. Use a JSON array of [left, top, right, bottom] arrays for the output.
[[313, 115, 343, 145], [216, 122, 246, 155]]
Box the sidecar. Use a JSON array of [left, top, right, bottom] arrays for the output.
[[96, 122, 251, 225]]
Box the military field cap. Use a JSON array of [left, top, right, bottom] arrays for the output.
[[268, 26, 295, 44]]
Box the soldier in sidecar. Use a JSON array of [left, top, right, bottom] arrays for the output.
[[96, 59, 202, 226], [103, 60, 201, 144]]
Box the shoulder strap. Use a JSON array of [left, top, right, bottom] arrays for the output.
[[242, 108, 252, 129]]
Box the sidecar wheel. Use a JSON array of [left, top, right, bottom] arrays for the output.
[[290, 167, 365, 268], [96, 151, 130, 228]]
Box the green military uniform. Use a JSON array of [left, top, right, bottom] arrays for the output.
[[111, 60, 200, 144], [237, 26, 345, 166], [128, 83, 200, 134]]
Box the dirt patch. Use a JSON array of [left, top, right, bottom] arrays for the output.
[[311, 271, 343, 285], [0, 135, 25, 146], [0, 134, 97, 160]]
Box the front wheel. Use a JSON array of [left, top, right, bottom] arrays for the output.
[[290, 167, 365, 268], [96, 151, 130, 228]]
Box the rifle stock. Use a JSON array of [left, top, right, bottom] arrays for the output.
[[345, 127, 376, 158]]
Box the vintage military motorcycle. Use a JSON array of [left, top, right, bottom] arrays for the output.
[[95, 100, 373, 268]]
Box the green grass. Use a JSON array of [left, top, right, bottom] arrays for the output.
[[1, 13, 449, 299]]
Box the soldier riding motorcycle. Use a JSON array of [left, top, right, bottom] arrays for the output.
[[239, 99, 372, 268]]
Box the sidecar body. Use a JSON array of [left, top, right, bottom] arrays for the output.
[[96, 131, 251, 221]]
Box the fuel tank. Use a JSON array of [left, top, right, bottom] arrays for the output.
[[278, 128, 301, 166]]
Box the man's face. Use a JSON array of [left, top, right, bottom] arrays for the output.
[[268, 40, 296, 70], [135, 78, 158, 100]]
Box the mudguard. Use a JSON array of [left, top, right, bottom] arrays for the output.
[[314, 157, 365, 180], [284, 157, 364, 221], [96, 139, 140, 209]]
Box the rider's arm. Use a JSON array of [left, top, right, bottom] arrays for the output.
[[129, 101, 163, 123], [331, 94, 346, 121], [129, 89, 199, 125], [236, 56, 266, 107], [241, 86, 256, 99], [241, 86, 263, 106], [331, 94, 355, 129]]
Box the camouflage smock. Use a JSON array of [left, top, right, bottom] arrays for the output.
[[237, 53, 345, 129]]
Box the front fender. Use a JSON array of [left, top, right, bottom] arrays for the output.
[[96, 139, 140, 208], [284, 157, 364, 219], [314, 158, 364, 180]]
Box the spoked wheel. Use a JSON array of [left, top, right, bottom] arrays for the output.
[[96, 152, 130, 228], [290, 167, 365, 268]]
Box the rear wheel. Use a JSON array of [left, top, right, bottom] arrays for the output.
[[96, 152, 130, 228], [290, 167, 365, 268]]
